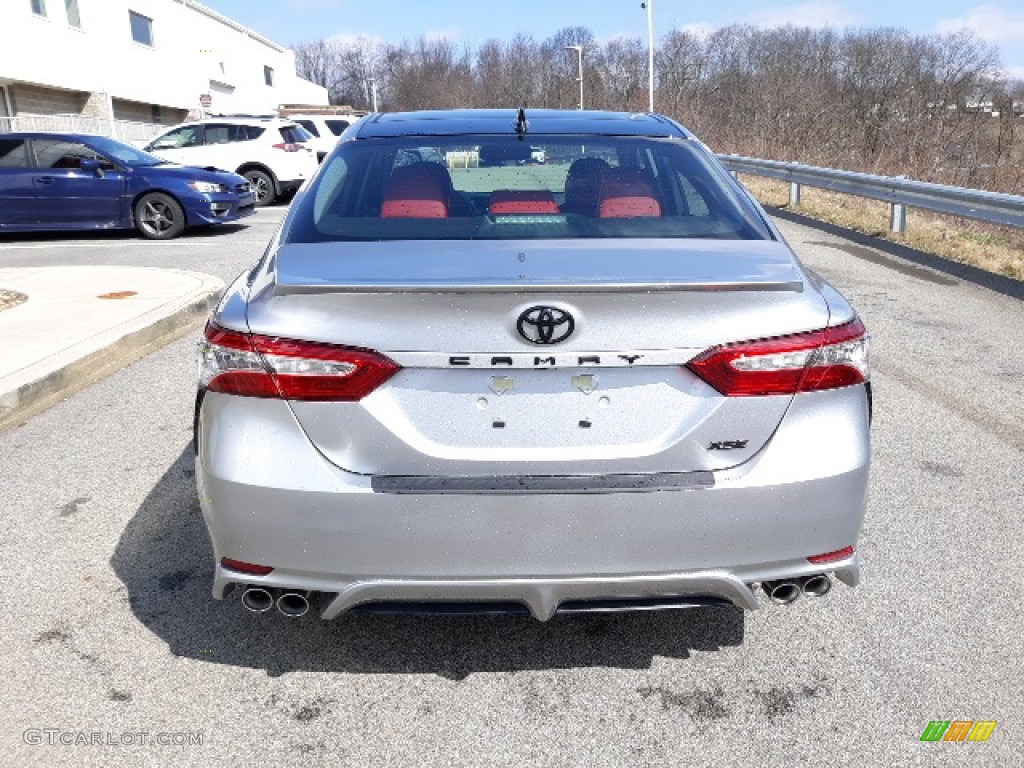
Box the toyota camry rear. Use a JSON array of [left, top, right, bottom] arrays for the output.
[[194, 109, 870, 620]]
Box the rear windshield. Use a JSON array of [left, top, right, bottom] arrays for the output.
[[280, 125, 313, 143], [284, 135, 772, 243], [325, 119, 350, 136], [295, 120, 320, 137]]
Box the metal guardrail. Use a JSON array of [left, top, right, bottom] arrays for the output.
[[717, 154, 1024, 233]]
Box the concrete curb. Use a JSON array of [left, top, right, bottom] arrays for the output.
[[0, 272, 224, 433]]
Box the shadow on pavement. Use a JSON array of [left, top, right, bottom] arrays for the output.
[[112, 447, 745, 679]]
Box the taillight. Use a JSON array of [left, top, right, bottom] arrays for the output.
[[272, 142, 304, 152], [199, 322, 399, 401], [687, 318, 868, 397], [221, 557, 274, 575], [808, 546, 855, 564]]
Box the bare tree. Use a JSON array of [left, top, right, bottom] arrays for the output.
[[288, 24, 1021, 194]]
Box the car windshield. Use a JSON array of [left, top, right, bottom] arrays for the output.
[[86, 135, 168, 167], [284, 134, 772, 244]]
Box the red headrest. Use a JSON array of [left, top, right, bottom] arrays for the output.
[[381, 162, 451, 218], [598, 170, 662, 218]]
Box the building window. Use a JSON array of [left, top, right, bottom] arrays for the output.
[[129, 10, 153, 47], [65, 0, 81, 28], [31, 0, 47, 17], [151, 105, 162, 124], [264, 66, 274, 87]]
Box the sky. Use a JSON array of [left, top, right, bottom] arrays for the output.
[[198, 0, 1024, 80]]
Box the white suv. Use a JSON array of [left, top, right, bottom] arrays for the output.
[[286, 114, 359, 162], [144, 118, 318, 206]]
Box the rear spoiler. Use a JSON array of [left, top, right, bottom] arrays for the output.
[[271, 240, 807, 295]]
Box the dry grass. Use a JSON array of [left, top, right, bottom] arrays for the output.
[[740, 176, 1024, 281]]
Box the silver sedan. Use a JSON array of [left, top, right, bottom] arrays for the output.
[[194, 109, 870, 621]]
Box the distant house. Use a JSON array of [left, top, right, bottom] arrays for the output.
[[0, 0, 328, 141]]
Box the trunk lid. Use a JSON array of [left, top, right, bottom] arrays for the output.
[[247, 239, 827, 476]]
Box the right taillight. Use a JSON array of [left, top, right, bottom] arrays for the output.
[[198, 322, 400, 401], [687, 318, 869, 397]]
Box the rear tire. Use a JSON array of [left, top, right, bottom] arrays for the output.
[[135, 192, 186, 240], [243, 169, 276, 207]]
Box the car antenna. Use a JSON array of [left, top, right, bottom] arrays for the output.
[[514, 105, 529, 140]]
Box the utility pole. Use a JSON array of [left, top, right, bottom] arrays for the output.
[[642, 1, 654, 111], [565, 45, 584, 110], [368, 77, 378, 112]]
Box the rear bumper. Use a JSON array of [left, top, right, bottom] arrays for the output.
[[196, 385, 870, 619]]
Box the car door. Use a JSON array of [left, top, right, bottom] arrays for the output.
[[197, 122, 246, 173], [0, 137, 36, 226], [145, 124, 206, 166], [29, 138, 125, 226]]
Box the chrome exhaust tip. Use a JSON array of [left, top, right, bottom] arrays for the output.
[[762, 580, 800, 605], [240, 587, 274, 613], [277, 591, 310, 618], [799, 574, 832, 597]]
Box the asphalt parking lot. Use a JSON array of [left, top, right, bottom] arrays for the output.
[[0, 207, 1021, 766]]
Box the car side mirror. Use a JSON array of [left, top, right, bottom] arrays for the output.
[[80, 158, 104, 177]]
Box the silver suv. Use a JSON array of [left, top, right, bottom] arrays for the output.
[[195, 109, 870, 621], [144, 117, 317, 206]]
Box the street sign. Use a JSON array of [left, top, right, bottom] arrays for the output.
[[199, 93, 212, 108]]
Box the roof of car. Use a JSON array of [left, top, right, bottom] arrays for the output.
[[0, 131, 110, 141], [353, 109, 693, 139], [180, 116, 301, 126]]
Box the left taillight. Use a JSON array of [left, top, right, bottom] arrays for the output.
[[272, 142, 304, 152], [687, 318, 869, 397], [198, 322, 400, 401]]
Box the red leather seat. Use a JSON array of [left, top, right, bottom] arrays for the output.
[[598, 169, 662, 218], [381, 162, 452, 218]]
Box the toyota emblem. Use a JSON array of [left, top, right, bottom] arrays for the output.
[[516, 306, 575, 345]]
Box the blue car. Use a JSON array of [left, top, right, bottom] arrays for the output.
[[0, 132, 255, 239]]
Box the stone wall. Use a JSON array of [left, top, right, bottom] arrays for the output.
[[9, 83, 88, 115]]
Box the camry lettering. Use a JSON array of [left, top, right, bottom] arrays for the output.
[[445, 354, 647, 367]]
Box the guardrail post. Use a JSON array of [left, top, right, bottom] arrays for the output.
[[889, 203, 907, 234], [789, 182, 802, 207]]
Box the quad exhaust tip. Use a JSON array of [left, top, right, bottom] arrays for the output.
[[241, 587, 274, 613], [762, 580, 800, 605], [277, 591, 310, 618], [799, 574, 832, 597], [761, 574, 832, 605]]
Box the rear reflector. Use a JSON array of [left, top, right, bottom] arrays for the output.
[[687, 318, 868, 397], [221, 557, 274, 575], [808, 546, 855, 564], [199, 322, 400, 401]]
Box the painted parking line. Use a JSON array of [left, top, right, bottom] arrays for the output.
[[0, 240, 271, 251]]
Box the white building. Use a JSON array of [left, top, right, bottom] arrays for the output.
[[0, 0, 328, 140]]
